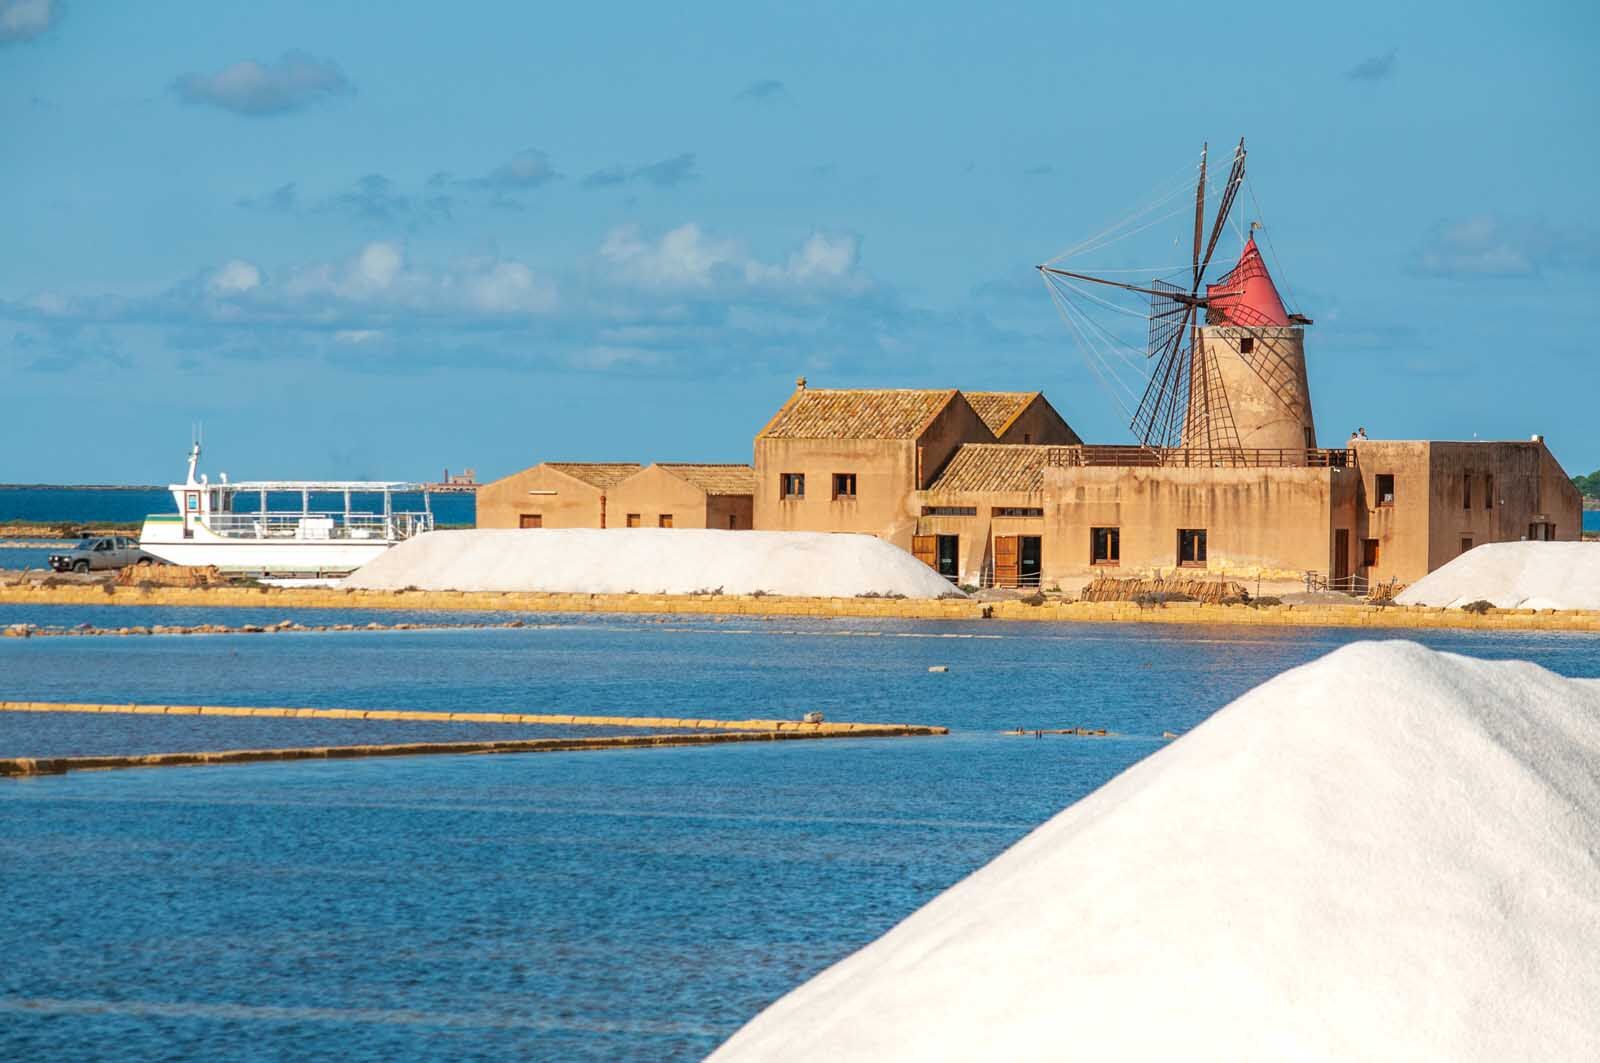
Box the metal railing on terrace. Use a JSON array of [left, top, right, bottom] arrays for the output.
[[1043, 446, 1352, 469], [203, 511, 434, 541]]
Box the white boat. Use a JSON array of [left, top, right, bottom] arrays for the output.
[[138, 443, 435, 575]]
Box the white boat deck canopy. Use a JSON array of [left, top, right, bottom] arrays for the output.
[[185, 480, 427, 492]]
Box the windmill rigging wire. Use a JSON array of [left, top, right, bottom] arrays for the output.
[[1065, 202, 1195, 261], [1244, 176, 1300, 313], [1042, 275, 1142, 420], [1045, 275, 1149, 321], [1042, 158, 1203, 265]]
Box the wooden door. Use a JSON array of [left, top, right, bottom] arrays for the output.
[[912, 535, 937, 569], [1333, 529, 1349, 581], [993, 535, 1019, 588], [519, 514, 543, 528]]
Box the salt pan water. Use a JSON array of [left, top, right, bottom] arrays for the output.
[[1, 613, 1597, 1060]]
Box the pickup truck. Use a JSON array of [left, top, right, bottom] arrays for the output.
[[48, 535, 159, 573]]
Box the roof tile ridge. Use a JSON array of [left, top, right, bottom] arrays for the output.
[[911, 388, 964, 441], [992, 391, 1042, 438], [755, 385, 806, 440]]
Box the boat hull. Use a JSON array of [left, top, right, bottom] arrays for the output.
[[139, 518, 396, 574]]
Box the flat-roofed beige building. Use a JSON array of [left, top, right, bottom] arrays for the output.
[[901, 437, 1579, 588], [476, 462, 640, 529], [1346, 439, 1578, 588], [608, 463, 755, 530]]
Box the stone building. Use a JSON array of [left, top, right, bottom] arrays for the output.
[[751, 383, 1079, 547], [476, 461, 755, 531], [476, 234, 1579, 589], [476, 462, 640, 529], [607, 464, 756, 530], [901, 435, 1578, 589]]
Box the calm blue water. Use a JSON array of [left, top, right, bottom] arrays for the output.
[[2, 612, 1598, 1061], [0, 486, 475, 526], [1587, 509, 1599, 533]]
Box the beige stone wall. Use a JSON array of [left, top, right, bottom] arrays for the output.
[[1192, 326, 1316, 453], [753, 438, 920, 547], [608, 466, 711, 529], [1539, 444, 1584, 542], [707, 493, 754, 531], [915, 395, 995, 487], [912, 489, 1045, 583], [994, 397, 1082, 445], [1040, 465, 1342, 580], [1349, 440, 1582, 583], [476, 465, 606, 529], [1347, 440, 1432, 584]]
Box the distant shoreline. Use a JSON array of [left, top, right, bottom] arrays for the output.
[[0, 484, 163, 491]]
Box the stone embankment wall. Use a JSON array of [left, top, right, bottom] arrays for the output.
[[1, 583, 1598, 632]]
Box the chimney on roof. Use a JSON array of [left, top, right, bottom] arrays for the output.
[[796, 375, 807, 389]]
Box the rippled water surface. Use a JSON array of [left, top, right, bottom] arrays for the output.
[[2, 609, 1597, 1061]]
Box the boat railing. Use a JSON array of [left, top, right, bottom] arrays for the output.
[[203, 511, 434, 541]]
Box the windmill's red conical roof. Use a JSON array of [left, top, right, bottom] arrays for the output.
[[1205, 237, 1289, 328]]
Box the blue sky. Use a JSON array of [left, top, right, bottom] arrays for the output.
[[3, 0, 1596, 483]]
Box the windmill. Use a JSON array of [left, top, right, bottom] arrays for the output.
[[1038, 140, 1317, 459]]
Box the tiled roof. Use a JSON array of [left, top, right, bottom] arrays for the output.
[[658, 463, 756, 495], [925, 444, 1057, 494], [758, 388, 958, 440], [962, 392, 1037, 436], [546, 462, 641, 489]]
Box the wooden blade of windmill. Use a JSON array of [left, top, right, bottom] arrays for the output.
[[1196, 139, 1248, 287], [1193, 143, 1207, 290], [1131, 302, 1196, 448]]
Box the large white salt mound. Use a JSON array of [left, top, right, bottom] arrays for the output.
[[1396, 540, 1600, 610], [711, 641, 1600, 1062], [344, 528, 962, 599]]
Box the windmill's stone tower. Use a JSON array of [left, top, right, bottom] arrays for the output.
[[1182, 238, 1317, 455]]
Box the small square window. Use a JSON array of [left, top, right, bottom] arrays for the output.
[[1362, 538, 1380, 567], [1091, 527, 1120, 565], [832, 473, 857, 500], [1239, 336, 1255, 354], [780, 473, 805, 500], [1460, 537, 1473, 555], [1374, 474, 1395, 507], [625, 513, 641, 528], [1177, 528, 1207, 567], [658, 514, 673, 528]]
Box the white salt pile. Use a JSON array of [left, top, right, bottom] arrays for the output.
[[1396, 540, 1600, 610], [711, 641, 1600, 1062], [345, 528, 962, 599]]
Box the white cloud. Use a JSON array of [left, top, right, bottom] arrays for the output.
[[1415, 216, 1600, 278], [600, 224, 743, 290], [334, 329, 384, 345], [476, 149, 560, 190], [174, 51, 352, 117], [207, 260, 263, 295], [598, 224, 864, 294], [28, 291, 68, 315], [0, 0, 57, 43], [0, 222, 996, 376], [229, 241, 557, 319]]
